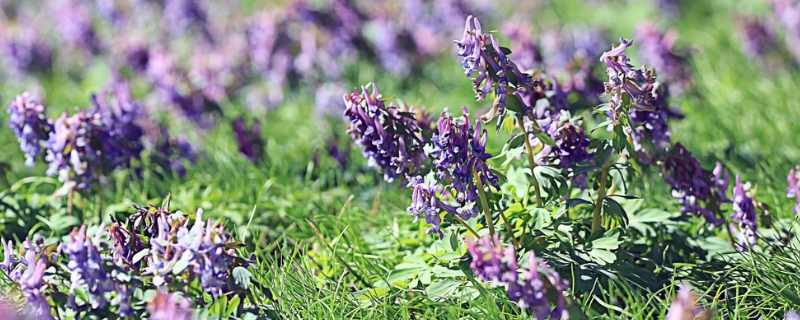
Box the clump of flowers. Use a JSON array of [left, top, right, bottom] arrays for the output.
[[343, 83, 430, 182], [6, 93, 53, 167], [147, 291, 193, 320], [660, 145, 729, 228], [467, 235, 569, 319], [0, 195, 255, 318]]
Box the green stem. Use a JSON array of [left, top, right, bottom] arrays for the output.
[[592, 158, 613, 233], [95, 182, 103, 223], [495, 203, 521, 250], [518, 121, 544, 208], [453, 215, 480, 239], [472, 168, 495, 238]]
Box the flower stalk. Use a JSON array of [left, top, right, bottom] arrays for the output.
[[518, 120, 544, 208], [592, 157, 613, 233], [472, 168, 495, 238]]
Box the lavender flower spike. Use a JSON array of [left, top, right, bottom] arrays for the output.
[[7, 93, 53, 167], [454, 15, 484, 77], [19, 260, 54, 320], [147, 291, 193, 320], [730, 175, 757, 248]]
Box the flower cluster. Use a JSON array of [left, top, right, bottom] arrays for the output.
[[6, 84, 195, 189], [540, 112, 594, 189], [467, 235, 568, 319], [772, 0, 800, 65], [660, 144, 730, 228], [6, 93, 53, 167], [0, 196, 252, 318], [343, 83, 430, 182]]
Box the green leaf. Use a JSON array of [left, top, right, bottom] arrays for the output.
[[387, 268, 419, 284], [426, 279, 465, 301], [588, 249, 617, 265], [172, 258, 190, 275], [232, 266, 253, 290], [132, 249, 150, 264], [591, 236, 623, 251], [161, 192, 171, 212], [506, 95, 525, 121], [602, 197, 629, 227], [534, 131, 556, 147], [594, 140, 613, 167], [225, 296, 240, 317], [566, 198, 592, 209]]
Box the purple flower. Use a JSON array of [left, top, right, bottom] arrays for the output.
[[730, 175, 757, 247], [467, 235, 569, 319], [788, 168, 800, 214], [61, 225, 113, 309], [7, 93, 53, 167], [454, 15, 485, 77], [734, 16, 781, 61], [635, 22, 691, 95], [661, 145, 728, 227], [44, 111, 103, 189], [147, 291, 193, 320], [429, 107, 498, 220], [232, 117, 265, 163], [111, 279, 134, 318], [0, 28, 53, 75], [772, 0, 800, 65], [407, 176, 445, 238], [0, 238, 18, 277], [90, 82, 146, 171], [19, 259, 54, 320], [343, 83, 429, 182], [545, 112, 593, 188], [665, 284, 705, 320], [151, 127, 196, 177], [600, 37, 658, 112]]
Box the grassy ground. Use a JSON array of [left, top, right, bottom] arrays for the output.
[[2, 0, 800, 319]]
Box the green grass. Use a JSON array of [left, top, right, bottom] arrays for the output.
[[3, 0, 800, 318]]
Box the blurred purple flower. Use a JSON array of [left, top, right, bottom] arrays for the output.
[[61, 225, 113, 309], [773, 0, 800, 65], [0, 28, 53, 75], [635, 22, 691, 95], [19, 260, 53, 320], [546, 112, 593, 189], [7, 93, 53, 167], [467, 234, 517, 286], [232, 117, 265, 163], [90, 82, 146, 171], [151, 127, 196, 177], [147, 291, 193, 320], [44, 111, 104, 189], [734, 16, 781, 62], [665, 284, 705, 320], [787, 168, 799, 214], [52, 0, 102, 55]]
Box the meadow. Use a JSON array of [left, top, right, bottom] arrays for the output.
[[1, 0, 800, 319]]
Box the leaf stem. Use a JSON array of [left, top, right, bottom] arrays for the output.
[[472, 168, 495, 238], [495, 202, 521, 250], [592, 158, 613, 233], [517, 120, 544, 207], [453, 214, 480, 239]]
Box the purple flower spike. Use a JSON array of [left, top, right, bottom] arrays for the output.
[[600, 37, 658, 112], [545, 113, 593, 189], [19, 259, 54, 320], [454, 15, 485, 77], [661, 144, 728, 228], [343, 83, 429, 182], [407, 177, 444, 238], [62, 225, 113, 309], [788, 169, 800, 214], [0, 238, 17, 275], [730, 175, 757, 249], [7, 93, 53, 167]]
